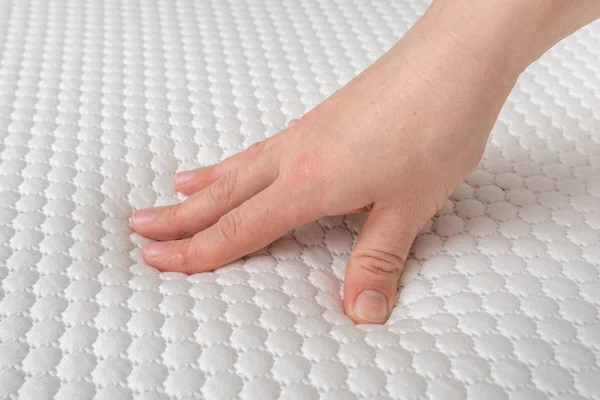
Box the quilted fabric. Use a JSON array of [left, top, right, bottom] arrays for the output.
[[1, 0, 600, 399]]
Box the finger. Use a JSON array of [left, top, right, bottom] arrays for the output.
[[287, 118, 300, 128], [142, 180, 316, 273], [132, 154, 279, 240], [343, 206, 417, 324], [175, 131, 287, 196]]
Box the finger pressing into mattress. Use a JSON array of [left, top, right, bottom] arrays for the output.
[[343, 206, 415, 324], [142, 181, 313, 273], [175, 131, 288, 196], [132, 155, 278, 241]]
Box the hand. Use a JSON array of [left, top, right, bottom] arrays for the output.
[[131, 0, 599, 324], [131, 11, 520, 324]]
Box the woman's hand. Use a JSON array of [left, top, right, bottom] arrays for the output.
[[131, 0, 600, 323]]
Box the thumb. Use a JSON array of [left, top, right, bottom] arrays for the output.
[[344, 206, 416, 324]]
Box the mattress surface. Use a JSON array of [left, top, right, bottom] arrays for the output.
[[1, 0, 600, 399]]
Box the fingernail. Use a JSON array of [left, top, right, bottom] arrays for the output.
[[144, 241, 170, 257], [354, 290, 388, 323], [133, 208, 160, 226], [175, 170, 195, 185]]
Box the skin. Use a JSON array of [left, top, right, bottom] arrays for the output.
[[132, 0, 600, 324]]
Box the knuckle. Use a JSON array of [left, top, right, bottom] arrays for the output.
[[216, 212, 240, 243], [179, 241, 199, 274], [209, 171, 237, 205], [353, 248, 404, 278], [284, 151, 321, 185], [161, 204, 183, 223], [247, 140, 267, 158]]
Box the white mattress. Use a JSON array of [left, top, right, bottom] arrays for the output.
[[1, 0, 600, 399]]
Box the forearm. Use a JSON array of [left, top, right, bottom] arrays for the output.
[[425, 0, 600, 76], [357, 0, 600, 140]]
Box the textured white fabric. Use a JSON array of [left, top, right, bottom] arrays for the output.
[[1, 0, 600, 399]]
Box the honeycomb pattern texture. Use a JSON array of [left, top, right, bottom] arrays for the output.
[[1, 0, 600, 399]]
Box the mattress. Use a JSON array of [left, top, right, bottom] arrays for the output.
[[1, 0, 599, 399]]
